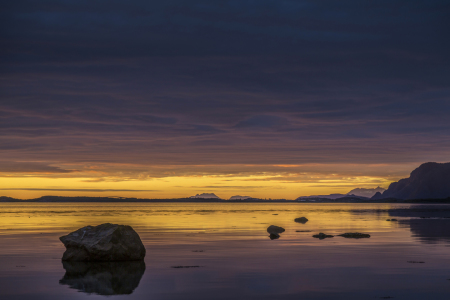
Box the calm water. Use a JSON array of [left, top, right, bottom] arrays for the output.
[[0, 203, 449, 300]]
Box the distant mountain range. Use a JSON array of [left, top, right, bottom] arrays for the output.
[[189, 194, 257, 200], [189, 193, 221, 199], [347, 187, 386, 198], [229, 195, 252, 200], [372, 162, 450, 200], [2, 163, 449, 202], [296, 187, 386, 200], [297, 193, 349, 200]]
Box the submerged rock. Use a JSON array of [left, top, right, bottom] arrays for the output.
[[267, 225, 285, 239], [312, 233, 334, 239], [294, 217, 308, 224], [59, 261, 145, 295], [338, 232, 370, 238], [60, 223, 146, 261]]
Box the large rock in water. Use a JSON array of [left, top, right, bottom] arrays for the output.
[[60, 223, 146, 261], [372, 162, 450, 200]]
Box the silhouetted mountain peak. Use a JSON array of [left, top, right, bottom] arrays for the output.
[[346, 187, 386, 198], [189, 193, 220, 199], [372, 162, 450, 200], [410, 162, 441, 179]]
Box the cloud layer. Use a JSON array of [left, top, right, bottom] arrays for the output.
[[1, 1, 449, 197]]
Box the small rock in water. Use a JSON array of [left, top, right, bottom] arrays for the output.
[[386, 219, 398, 221], [267, 225, 285, 239], [59, 223, 146, 261], [312, 233, 334, 239], [294, 217, 308, 224], [338, 232, 370, 239]]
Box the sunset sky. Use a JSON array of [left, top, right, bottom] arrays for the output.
[[1, 1, 449, 199]]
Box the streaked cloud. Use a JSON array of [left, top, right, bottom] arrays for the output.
[[1, 1, 449, 198]]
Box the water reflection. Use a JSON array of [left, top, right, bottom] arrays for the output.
[[268, 234, 279, 240], [59, 261, 146, 295], [400, 219, 450, 244], [2, 203, 450, 299], [388, 205, 450, 244]]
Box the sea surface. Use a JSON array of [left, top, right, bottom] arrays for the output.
[[0, 203, 449, 300]]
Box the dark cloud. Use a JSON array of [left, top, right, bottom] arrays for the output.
[[1, 0, 449, 178], [0, 162, 73, 173], [234, 115, 291, 130]]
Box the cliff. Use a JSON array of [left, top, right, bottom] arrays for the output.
[[372, 162, 450, 200]]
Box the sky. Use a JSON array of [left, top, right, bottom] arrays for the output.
[[1, 0, 449, 199]]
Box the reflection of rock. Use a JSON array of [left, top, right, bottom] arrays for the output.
[[294, 217, 308, 224], [60, 223, 146, 261], [269, 234, 280, 240], [312, 233, 334, 239], [338, 232, 370, 238], [267, 225, 285, 239], [59, 261, 146, 295]]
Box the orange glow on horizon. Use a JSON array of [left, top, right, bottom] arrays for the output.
[[0, 169, 397, 200]]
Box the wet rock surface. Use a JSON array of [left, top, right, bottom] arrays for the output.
[[312, 233, 334, 239], [59, 261, 145, 295], [267, 225, 285, 239], [338, 232, 371, 238], [60, 223, 146, 261], [294, 217, 308, 224]]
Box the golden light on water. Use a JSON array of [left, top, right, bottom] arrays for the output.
[[0, 203, 401, 238]]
